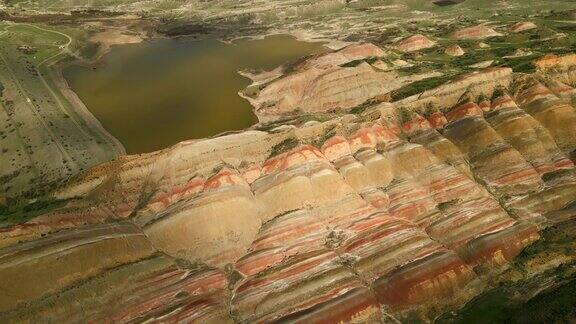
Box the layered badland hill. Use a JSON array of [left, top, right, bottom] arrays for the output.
[[1, 44, 575, 322]]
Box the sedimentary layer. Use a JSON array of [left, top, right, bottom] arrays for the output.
[[1, 52, 576, 323], [241, 43, 441, 122]]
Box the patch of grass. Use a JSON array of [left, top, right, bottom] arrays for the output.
[[514, 237, 548, 265], [0, 197, 67, 227], [339, 56, 379, 67], [491, 86, 506, 100], [437, 279, 576, 323], [349, 100, 377, 114], [437, 212, 576, 323], [556, 24, 576, 33], [437, 198, 461, 211], [514, 224, 574, 266], [395, 106, 412, 124], [281, 53, 317, 74], [542, 169, 573, 182], [268, 137, 299, 158], [391, 75, 453, 101], [396, 62, 445, 76], [495, 55, 539, 73], [225, 263, 244, 290], [256, 113, 333, 132], [450, 51, 496, 68], [437, 289, 513, 323], [422, 102, 439, 118], [311, 125, 337, 148]]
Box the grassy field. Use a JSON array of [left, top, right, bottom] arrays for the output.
[[0, 22, 124, 199]]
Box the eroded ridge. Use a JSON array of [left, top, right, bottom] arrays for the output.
[[1, 54, 576, 322]]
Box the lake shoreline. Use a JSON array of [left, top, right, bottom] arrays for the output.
[[57, 33, 327, 154], [48, 62, 127, 157]]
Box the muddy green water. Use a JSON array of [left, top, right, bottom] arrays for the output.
[[64, 35, 326, 153]]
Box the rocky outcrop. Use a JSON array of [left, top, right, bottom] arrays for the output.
[[445, 44, 465, 56], [394, 34, 436, 52], [246, 62, 395, 121], [402, 67, 514, 111], [535, 54, 576, 71], [514, 81, 576, 157], [292, 43, 386, 70], [535, 54, 576, 86], [476, 42, 490, 48], [244, 43, 512, 122], [510, 21, 538, 33], [1, 52, 576, 322], [242, 43, 439, 121], [454, 24, 502, 40]]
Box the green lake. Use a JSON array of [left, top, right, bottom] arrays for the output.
[[64, 35, 326, 153]]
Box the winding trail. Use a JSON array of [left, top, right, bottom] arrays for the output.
[[23, 23, 125, 158], [17, 24, 95, 142], [0, 22, 124, 180]]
